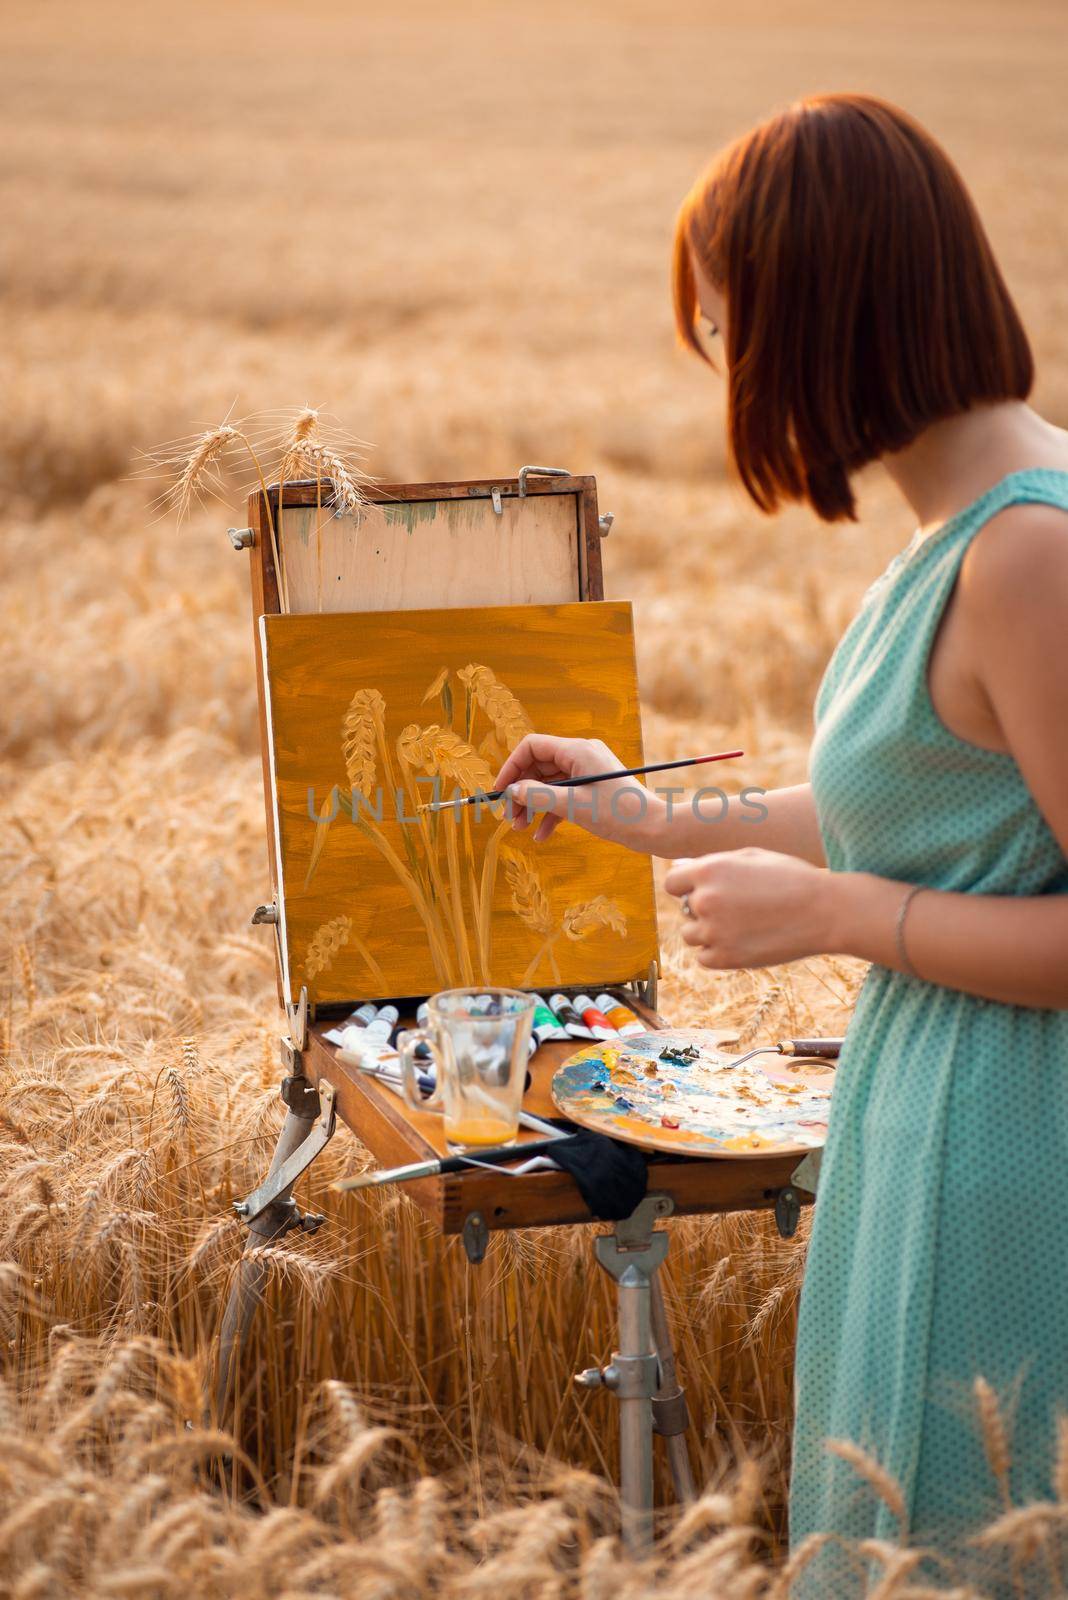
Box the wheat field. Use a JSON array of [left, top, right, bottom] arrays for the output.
[[3, 0, 1068, 1593]]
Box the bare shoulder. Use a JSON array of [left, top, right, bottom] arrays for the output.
[[959, 500, 1068, 625]]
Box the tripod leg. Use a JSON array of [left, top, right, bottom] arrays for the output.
[[649, 1276, 696, 1503], [214, 1097, 319, 1419], [576, 1196, 674, 1556], [614, 1259, 658, 1554]]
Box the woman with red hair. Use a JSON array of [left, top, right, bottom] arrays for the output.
[[498, 94, 1068, 1594]]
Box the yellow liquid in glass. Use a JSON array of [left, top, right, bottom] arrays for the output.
[[445, 1115, 517, 1148]]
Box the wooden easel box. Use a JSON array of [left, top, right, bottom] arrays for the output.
[[244, 472, 803, 1231]]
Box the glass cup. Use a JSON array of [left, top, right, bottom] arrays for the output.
[[397, 987, 535, 1151]]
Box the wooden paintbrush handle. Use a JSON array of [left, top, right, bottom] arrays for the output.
[[777, 1038, 844, 1059]]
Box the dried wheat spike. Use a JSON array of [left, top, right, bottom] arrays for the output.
[[734, 982, 784, 1048], [170, 424, 238, 521], [282, 439, 367, 514], [825, 1438, 907, 1525], [973, 1375, 1011, 1484], [288, 406, 319, 445], [1054, 1415, 1068, 1504]]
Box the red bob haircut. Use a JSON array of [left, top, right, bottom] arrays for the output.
[[673, 94, 1034, 522]]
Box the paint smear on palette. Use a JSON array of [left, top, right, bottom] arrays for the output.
[[551, 1030, 834, 1158]]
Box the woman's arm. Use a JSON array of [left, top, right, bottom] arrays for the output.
[[651, 781, 826, 865], [495, 735, 826, 864], [665, 506, 1068, 1011]]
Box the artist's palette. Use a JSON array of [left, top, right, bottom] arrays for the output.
[[551, 1030, 834, 1158]]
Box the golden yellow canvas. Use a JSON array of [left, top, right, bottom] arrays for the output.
[[261, 602, 659, 1005]]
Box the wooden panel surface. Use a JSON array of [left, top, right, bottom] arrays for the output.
[[277, 491, 582, 613], [262, 602, 659, 1006]]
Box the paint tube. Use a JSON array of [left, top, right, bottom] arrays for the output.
[[365, 1005, 398, 1046], [350, 1050, 435, 1097], [337, 1032, 394, 1068], [531, 999, 569, 1045], [548, 992, 597, 1041], [595, 993, 646, 1038], [348, 1002, 379, 1027], [573, 994, 616, 1041]]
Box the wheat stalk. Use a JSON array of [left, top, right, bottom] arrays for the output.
[[825, 1439, 907, 1528], [163, 417, 285, 610], [974, 1376, 1011, 1487], [281, 439, 368, 516], [289, 407, 319, 444], [170, 424, 238, 522]]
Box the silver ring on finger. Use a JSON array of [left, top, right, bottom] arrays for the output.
[[682, 894, 694, 920]]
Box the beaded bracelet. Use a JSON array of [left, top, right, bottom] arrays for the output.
[[895, 883, 926, 979]]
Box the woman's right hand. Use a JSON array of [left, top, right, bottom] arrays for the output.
[[493, 734, 666, 849]]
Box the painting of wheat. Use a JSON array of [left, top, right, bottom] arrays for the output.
[[262, 604, 658, 1001]]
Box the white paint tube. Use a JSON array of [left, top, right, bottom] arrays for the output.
[[364, 1004, 399, 1046]]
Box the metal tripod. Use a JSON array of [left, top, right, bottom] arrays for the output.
[[574, 1193, 695, 1554]]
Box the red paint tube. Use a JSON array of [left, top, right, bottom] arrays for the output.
[[573, 994, 616, 1041]]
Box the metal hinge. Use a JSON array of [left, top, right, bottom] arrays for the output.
[[233, 1079, 337, 1225]]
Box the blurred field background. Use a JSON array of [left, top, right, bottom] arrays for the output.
[[3, 0, 1068, 1592]]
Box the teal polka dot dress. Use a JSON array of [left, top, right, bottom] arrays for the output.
[[791, 469, 1068, 1597]]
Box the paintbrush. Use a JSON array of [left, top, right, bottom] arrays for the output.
[[417, 748, 744, 813], [331, 1132, 570, 1193]]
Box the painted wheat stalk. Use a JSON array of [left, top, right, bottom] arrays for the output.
[[562, 896, 627, 940], [520, 888, 628, 984], [397, 724, 498, 984], [304, 916, 352, 984], [342, 689, 385, 798], [502, 849, 554, 937], [503, 847, 559, 985], [458, 663, 532, 759], [305, 691, 455, 985], [398, 723, 496, 795]]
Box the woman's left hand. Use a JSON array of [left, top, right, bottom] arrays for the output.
[[664, 847, 840, 968]]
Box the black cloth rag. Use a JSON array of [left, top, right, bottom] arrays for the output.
[[544, 1126, 648, 1220]]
